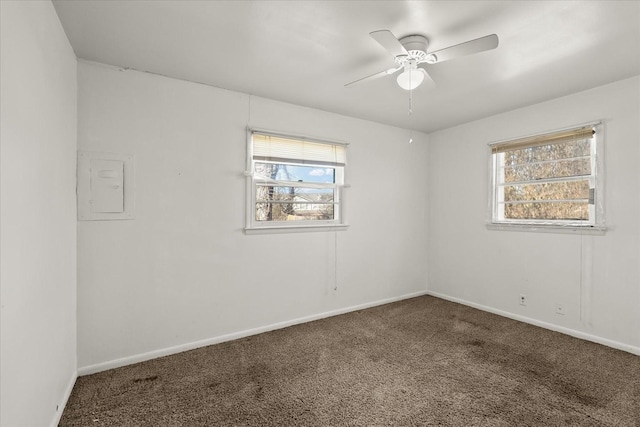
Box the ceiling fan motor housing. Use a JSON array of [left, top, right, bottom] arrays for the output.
[[399, 35, 428, 62]]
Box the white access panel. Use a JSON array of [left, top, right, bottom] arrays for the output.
[[78, 151, 135, 220], [90, 159, 124, 213]]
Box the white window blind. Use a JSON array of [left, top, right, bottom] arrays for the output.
[[491, 127, 595, 154], [252, 133, 347, 166]]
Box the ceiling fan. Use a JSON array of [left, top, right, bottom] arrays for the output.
[[346, 30, 499, 90]]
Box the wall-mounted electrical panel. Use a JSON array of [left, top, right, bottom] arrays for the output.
[[77, 151, 135, 220]]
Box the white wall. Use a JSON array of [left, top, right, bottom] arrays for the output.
[[0, 1, 78, 426], [76, 61, 429, 372], [427, 76, 640, 353]]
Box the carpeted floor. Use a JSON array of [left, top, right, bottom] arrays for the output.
[[60, 296, 640, 426]]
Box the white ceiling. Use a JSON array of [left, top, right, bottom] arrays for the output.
[[52, 0, 640, 134]]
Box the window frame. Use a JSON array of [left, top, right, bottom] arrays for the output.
[[245, 128, 348, 234], [488, 123, 605, 234]]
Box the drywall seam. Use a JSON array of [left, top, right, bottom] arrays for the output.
[[427, 290, 640, 356], [50, 371, 77, 427], [78, 290, 428, 376]]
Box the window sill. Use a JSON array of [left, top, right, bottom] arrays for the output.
[[486, 223, 606, 236], [244, 224, 349, 235]]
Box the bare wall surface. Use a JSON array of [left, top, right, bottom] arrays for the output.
[[427, 76, 640, 352], [0, 1, 78, 426], [76, 61, 429, 371]]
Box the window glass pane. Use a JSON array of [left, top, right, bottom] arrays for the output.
[[256, 203, 334, 221], [254, 162, 336, 184], [505, 140, 590, 165], [504, 158, 591, 182], [503, 180, 590, 202], [504, 202, 588, 221], [255, 185, 335, 221], [255, 186, 334, 203]]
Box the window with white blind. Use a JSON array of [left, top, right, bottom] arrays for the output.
[[245, 130, 347, 233], [489, 124, 604, 230]]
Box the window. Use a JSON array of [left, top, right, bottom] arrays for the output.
[[245, 130, 347, 233], [489, 124, 603, 229]]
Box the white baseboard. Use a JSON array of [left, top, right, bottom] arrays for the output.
[[78, 290, 428, 376], [50, 370, 77, 427], [426, 290, 640, 356]]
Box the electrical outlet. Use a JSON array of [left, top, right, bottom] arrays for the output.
[[519, 294, 527, 306], [555, 303, 565, 315]]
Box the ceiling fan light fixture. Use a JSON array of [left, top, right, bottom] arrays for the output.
[[396, 67, 425, 90]]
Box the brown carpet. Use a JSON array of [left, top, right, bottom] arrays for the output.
[[60, 296, 640, 426]]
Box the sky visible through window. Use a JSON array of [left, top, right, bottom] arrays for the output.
[[255, 163, 335, 185]]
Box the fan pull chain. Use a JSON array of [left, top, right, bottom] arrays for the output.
[[408, 68, 413, 143], [409, 89, 413, 116], [408, 67, 413, 116]]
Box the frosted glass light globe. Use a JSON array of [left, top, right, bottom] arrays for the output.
[[396, 68, 425, 90]]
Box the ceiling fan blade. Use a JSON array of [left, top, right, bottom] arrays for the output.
[[370, 30, 408, 58], [344, 66, 402, 87], [417, 64, 436, 85], [426, 34, 498, 64]]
